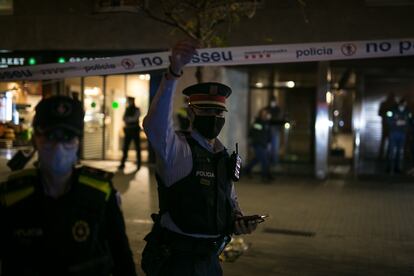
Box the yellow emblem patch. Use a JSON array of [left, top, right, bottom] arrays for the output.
[[200, 178, 211, 186], [72, 220, 90, 242]]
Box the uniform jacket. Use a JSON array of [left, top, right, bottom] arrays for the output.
[[386, 107, 413, 133], [248, 118, 271, 147], [0, 167, 136, 276]]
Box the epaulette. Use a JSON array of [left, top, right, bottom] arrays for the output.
[[0, 168, 37, 207], [78, 166, 113, 201]]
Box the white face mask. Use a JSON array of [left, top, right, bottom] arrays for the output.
[[38, 143, 77, 175], [270, 101, 277, 108], [398, 105, 405, 112]]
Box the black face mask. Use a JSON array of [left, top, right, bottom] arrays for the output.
[[193, 115, 225, 139]]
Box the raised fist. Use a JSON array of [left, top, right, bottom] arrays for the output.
[[170, 40, 199, 75]]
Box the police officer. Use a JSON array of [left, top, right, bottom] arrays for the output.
[[378, 92, 397, 160], [386, 98, 413, 173], [119, 96, 141, 170], [244, 108, 273, 182], [265, 96, 283, 166], [0, 96, 137, 276], [141, 41, 257, 276]]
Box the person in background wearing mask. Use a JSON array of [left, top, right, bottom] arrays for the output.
[[244, 108, 273, 182], [119, 96, 141, 171], [0, 96, 137, 276], [386, 98, 413, 174], [378, 92, 397, 161], [265, 96, 283, 167], [141, 40, 258, 276]]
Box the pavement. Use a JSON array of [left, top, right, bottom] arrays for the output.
[[1, 155, 414, 275]]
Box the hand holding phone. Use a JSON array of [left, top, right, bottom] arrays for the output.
[[238, 214, 268, 225], [234, 214, 268, 235]]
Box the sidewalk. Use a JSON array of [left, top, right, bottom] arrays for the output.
[[1, 158, 414, 275], [106, 163, 414, 276]]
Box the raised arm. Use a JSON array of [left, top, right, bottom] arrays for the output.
[[143, 41, 198, 185]]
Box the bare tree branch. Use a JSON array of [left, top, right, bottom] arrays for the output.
[[138, 0, 259, 79]]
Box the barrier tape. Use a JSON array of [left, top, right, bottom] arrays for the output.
[[0, 38, 413, 82]]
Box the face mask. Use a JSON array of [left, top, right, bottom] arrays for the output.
[[398, 105, 405, 112], [38, 143, 77, 175], [270, 101, 276, 108], [193, 115, 225, 139]]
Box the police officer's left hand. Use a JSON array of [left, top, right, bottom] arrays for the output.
[[234, 215, 258, 235]]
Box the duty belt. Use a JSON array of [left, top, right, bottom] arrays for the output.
[[163, 229, 230, 256]]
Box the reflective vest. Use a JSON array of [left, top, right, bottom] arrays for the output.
[[158, 136, 236, 235]]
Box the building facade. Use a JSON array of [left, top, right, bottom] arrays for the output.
[[1, 0, 414, 178]]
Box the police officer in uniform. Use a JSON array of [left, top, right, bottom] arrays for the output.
[[0, 96, 137, 276], [265, 96, 283, 166], [119, 96, 141, 170], [386, 98, 413, 173], [244, 108, 273, 181], [141, 41, 258, 276], [378, 92, 397, 160]]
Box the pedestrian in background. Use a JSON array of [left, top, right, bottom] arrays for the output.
[[407, 98, 414, 175], [378, 92, 397, 160], [119, 96, 141, 170], [244, 108, 273, 182], [0, 96, 137, 276], [386, 98, 413, 173], [265, 96, 282, 166], [141, 40, 258, 276]]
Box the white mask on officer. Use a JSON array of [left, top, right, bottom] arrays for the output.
[[38, 143, 77, 175]]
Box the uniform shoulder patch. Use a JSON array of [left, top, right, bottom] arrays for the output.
[[78, 166, 113, 201], [79, 166, 114, 182]]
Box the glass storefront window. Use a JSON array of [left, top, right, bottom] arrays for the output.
[[105, 75, 126, 160], [65, 77, 81, 99], [64, 74, 151, 161], [249, 64, 317, 163], [83, 76, 104, 159]]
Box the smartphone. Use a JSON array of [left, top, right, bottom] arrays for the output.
[[7, 149, 36, 171], [238, 214, 269, 224]]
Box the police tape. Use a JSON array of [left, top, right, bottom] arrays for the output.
[[1, 38, 414, 82]]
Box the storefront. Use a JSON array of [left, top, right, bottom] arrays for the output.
[[0, 79, 41, 150], [246, 56, 414, 177], [64, 74, 150, 161], [247, 63, 317, 165], [0, 51, 152, 163], [1, 50, 413, 177]]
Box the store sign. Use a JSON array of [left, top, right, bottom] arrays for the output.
[[0, 38, 413, 81], [0, 57, 25, 68]]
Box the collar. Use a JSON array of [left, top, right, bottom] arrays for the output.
[[191, 130, 225, 153]]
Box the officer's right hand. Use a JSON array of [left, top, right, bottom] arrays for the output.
[[234, 215, 258, 235], [170, 40, 199, 76]]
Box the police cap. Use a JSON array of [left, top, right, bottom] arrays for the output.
[[33, 96, 85, 136], [182, 82, 232, 111]]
